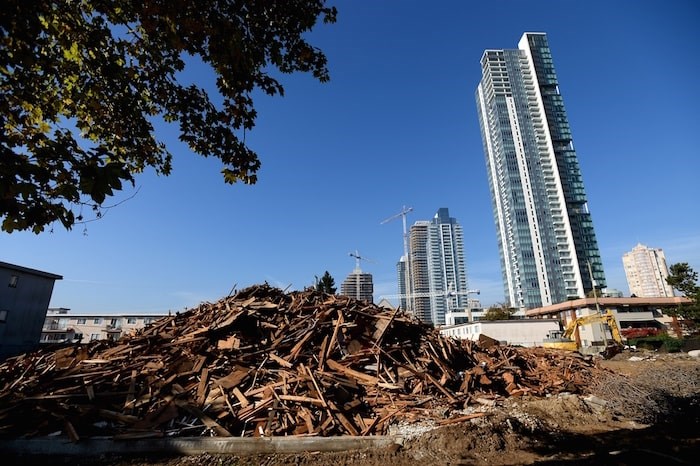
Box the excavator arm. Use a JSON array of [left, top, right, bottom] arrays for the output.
[[562, 311, 625, 345]]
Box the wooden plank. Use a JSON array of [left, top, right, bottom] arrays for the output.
[[232, 387, 250, 408], [210, 310, 244, 332], [64, 420, 80, 443], [238, 398, 274, 422], [124, 369, 137, 413], [269, 352, 293, 368], [244, 377, 300, 397], [302, 364, 328, 409], [213, 366, 251, 389], [217, 335, 241, 350], [299, 407, 315, 434], [196, 368, 210, 407], [287, 330, 314, 362], [132, 400, 179, 430], [317, 335, 329, 371], [326, 359, 379, 385], [327, 400, 359, 436], [277, 394, 325, 406], [325, 311, 344, 361], [175, 401, 232, 437], [372, 307, 399, 343]]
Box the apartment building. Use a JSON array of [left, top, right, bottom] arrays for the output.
[[41, 308, 168, 343], [475, 33, 605, 309]]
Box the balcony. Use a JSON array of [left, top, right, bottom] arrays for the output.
[[42, 322, 68, 332]]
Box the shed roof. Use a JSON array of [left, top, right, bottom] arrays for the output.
[[0, 261, 62, 280], [526, 296, 691, 317]]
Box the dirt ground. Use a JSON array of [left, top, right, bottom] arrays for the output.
[[14, 351, 700, 466]]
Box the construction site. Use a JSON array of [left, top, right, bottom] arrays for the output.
[[0, 285, 698, 465]]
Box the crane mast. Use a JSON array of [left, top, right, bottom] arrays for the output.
[[344, 250, 374, 302], [348, 250, 372, 272], [381, 206, 414, 310]]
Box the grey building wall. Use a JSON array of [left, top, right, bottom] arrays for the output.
[[0, 262, 62, 359]]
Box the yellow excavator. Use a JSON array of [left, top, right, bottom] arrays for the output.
[[543, 310, 625, 358]]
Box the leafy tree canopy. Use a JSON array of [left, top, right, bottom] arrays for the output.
[[316, 270, 336, 294], [483, 303, 516, 321], [666, 262, 700, 321], [1, 0, 336, 233]]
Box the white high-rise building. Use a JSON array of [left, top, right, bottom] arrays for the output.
[[622, 244, 675, 298], [399, 208, 469, 326], [475, 32, 606, 309]]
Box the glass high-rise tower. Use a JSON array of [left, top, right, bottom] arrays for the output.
[[398, 208, 469, 325], [475, 32, 605, 309]]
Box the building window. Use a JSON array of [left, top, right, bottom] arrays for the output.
[[0, 310, 7, 323], [8, 275, 18, 288], [127, 318, 137, 324], [93, 318, 101, 324], [144, 318, 153, 324], [90, 334, 100, 341], [77, 318, 86, 324]]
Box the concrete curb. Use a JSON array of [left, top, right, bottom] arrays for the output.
[[0, 435, 405, 457]]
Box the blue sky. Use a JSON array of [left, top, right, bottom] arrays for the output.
[[2, 0, 699, 313]]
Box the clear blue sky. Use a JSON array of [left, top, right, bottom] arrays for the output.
[[2, 0, 699, 313]]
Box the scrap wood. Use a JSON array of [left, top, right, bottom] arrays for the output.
[[214, 366, 251, 390], [64, 419, 80, 443], [175, 401, 232, 437], [277, 394, 325, 406], [371, 307, 399, 343], [232, 387, 250, 407], [327, 399, 359, 436], [325, 359, 379, 385], [0, 284, 605, 439], [269, 352, 293, 368], [196, 367, 210, 406]]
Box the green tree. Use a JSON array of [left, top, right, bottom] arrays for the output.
[[666, 262, 700, 321], [483, 303, 516, 321], [316, 271, 336, 294], [1, 0, 336, 233]]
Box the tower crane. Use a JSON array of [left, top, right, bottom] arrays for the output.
[[348, 250, 374, 272], [345, 250, 375, 302], [380, 205, 413, 263], [381, 206, 414, 309]]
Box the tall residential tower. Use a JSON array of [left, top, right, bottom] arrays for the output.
[[340, 268, 374, 303], [475, 32, 605, 309], [398, 208, 469, 325], [622, 243, 674, 298]]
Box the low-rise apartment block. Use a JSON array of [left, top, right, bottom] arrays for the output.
[[41, 308, 168, 343]]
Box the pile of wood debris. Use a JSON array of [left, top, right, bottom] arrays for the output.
[[0, 285, 602, 440]]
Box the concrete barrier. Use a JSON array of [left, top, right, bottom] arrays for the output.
[[0, 435, 404, 457]]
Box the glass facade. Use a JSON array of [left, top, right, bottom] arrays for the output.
[[475, 33, 605, 309], [402, 208, 469, 325]]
